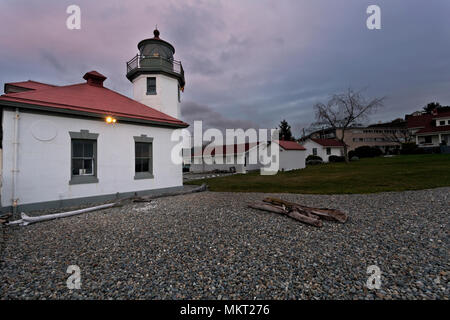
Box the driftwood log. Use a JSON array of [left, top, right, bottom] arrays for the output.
[[263, 197, 348, 223], [248, 197, 348, 227], [248, 202, 322, 227], [115, 183, 208, 206]]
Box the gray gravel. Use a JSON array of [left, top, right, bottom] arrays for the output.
[[0, 187, 448, 299]]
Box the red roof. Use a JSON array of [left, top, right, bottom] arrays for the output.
[[0, 71, 187, 127], [5, 80, 57, 92], [416, 125, 450, 134], [407, 110, 450, 134], [433, 111, 450, 119], [194, 142, 259, 157], [407, 113, 432, 129], [310, 138, 344, 147], [277, 140, 306, 150], [193, 140, 306, 156]]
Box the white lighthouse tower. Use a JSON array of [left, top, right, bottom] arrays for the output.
[[126, 28, 185, 119]]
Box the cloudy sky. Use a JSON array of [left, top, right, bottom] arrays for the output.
[[1, 0, 450, 136]]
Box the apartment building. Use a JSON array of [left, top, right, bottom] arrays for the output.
[[305, 119, 407, 154]]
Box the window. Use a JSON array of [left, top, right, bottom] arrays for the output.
[[424, 136, 432, 144], [69, 130, 99, 185], [134, 135, 153, 179], [178, 85, 181, 102], [313, 148, 317, 156], [146, 77, 156, 95], [135, 143, 152, 173], [439, 120, 445, 126], [72, 140, 94, 175], [326, 147, 331, 155]]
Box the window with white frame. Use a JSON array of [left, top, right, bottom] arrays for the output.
[[72, 140, 95, 176], [134, 135, 153, 179], [69, 130, 99, 185]]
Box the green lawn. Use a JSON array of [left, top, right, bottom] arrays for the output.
[[186, 154, 450, 194]]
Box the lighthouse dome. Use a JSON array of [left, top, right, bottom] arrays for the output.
[[137, 29, 175, 60]]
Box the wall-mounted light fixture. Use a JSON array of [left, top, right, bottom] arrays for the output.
[[106, 116, 117, 124]]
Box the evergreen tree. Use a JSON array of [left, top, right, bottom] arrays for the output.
[[423, 102, 441, 114], [278, 119, 294, 141]]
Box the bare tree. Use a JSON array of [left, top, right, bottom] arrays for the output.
[[313, 89, 384, 162], [381, 128, 413, 145]]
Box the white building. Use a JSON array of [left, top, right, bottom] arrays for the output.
[[0, 29, 188, 212], [189, 140, 306, 173], [302, 138, 344, 162]]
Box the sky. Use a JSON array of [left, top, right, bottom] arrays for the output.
[[1, 0, 450, 137]]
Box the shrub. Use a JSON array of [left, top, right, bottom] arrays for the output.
[[306, 159, 323, 165], [352, 146, 382, 158], [306, 155, 322, 161], [328, 155, 345, 162], [350, 156, 359, 161], [400, 143, 425, 155]]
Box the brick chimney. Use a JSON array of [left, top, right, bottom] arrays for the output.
[[83, 71, 106, 87]]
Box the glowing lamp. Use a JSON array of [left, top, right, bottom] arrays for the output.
[[106, 116, 117, 124]]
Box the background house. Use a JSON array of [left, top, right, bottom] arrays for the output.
[[189, 142, 258, 174], [305, 120, 406, 154], [188, 140, 306, 173], [302, 138, 344, 162], [406, 108, 450, 148]]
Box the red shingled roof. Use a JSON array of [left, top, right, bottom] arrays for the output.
[[416, 125, 450, 134], [407, 113, 432, 129], [433, 111, 450, 119], [0, 71, 187, 127], [193, 140, 306, 156], [5, 80, 57, 92], [194, 142, 259, 157], [407, 110, 450, 134], [277, 140, 306, 150], [310, 138, 344, 147]]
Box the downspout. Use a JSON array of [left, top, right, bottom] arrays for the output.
[[12, 108, 19, 216]]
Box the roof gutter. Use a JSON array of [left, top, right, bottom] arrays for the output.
[[0, 99, 189, 129]]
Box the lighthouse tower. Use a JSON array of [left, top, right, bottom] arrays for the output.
[[126, 28, 185, 119]]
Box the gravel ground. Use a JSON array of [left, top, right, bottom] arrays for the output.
[[0, 187, 448, 299]]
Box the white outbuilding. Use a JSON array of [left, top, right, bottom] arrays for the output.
[[274, 140, 307, 171], [188, 140, 306, 173], [0, 29, 188, 212], [302, 138, 345, 162]]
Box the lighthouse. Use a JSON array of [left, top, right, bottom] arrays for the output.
[[126, 28, 185, 119]]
